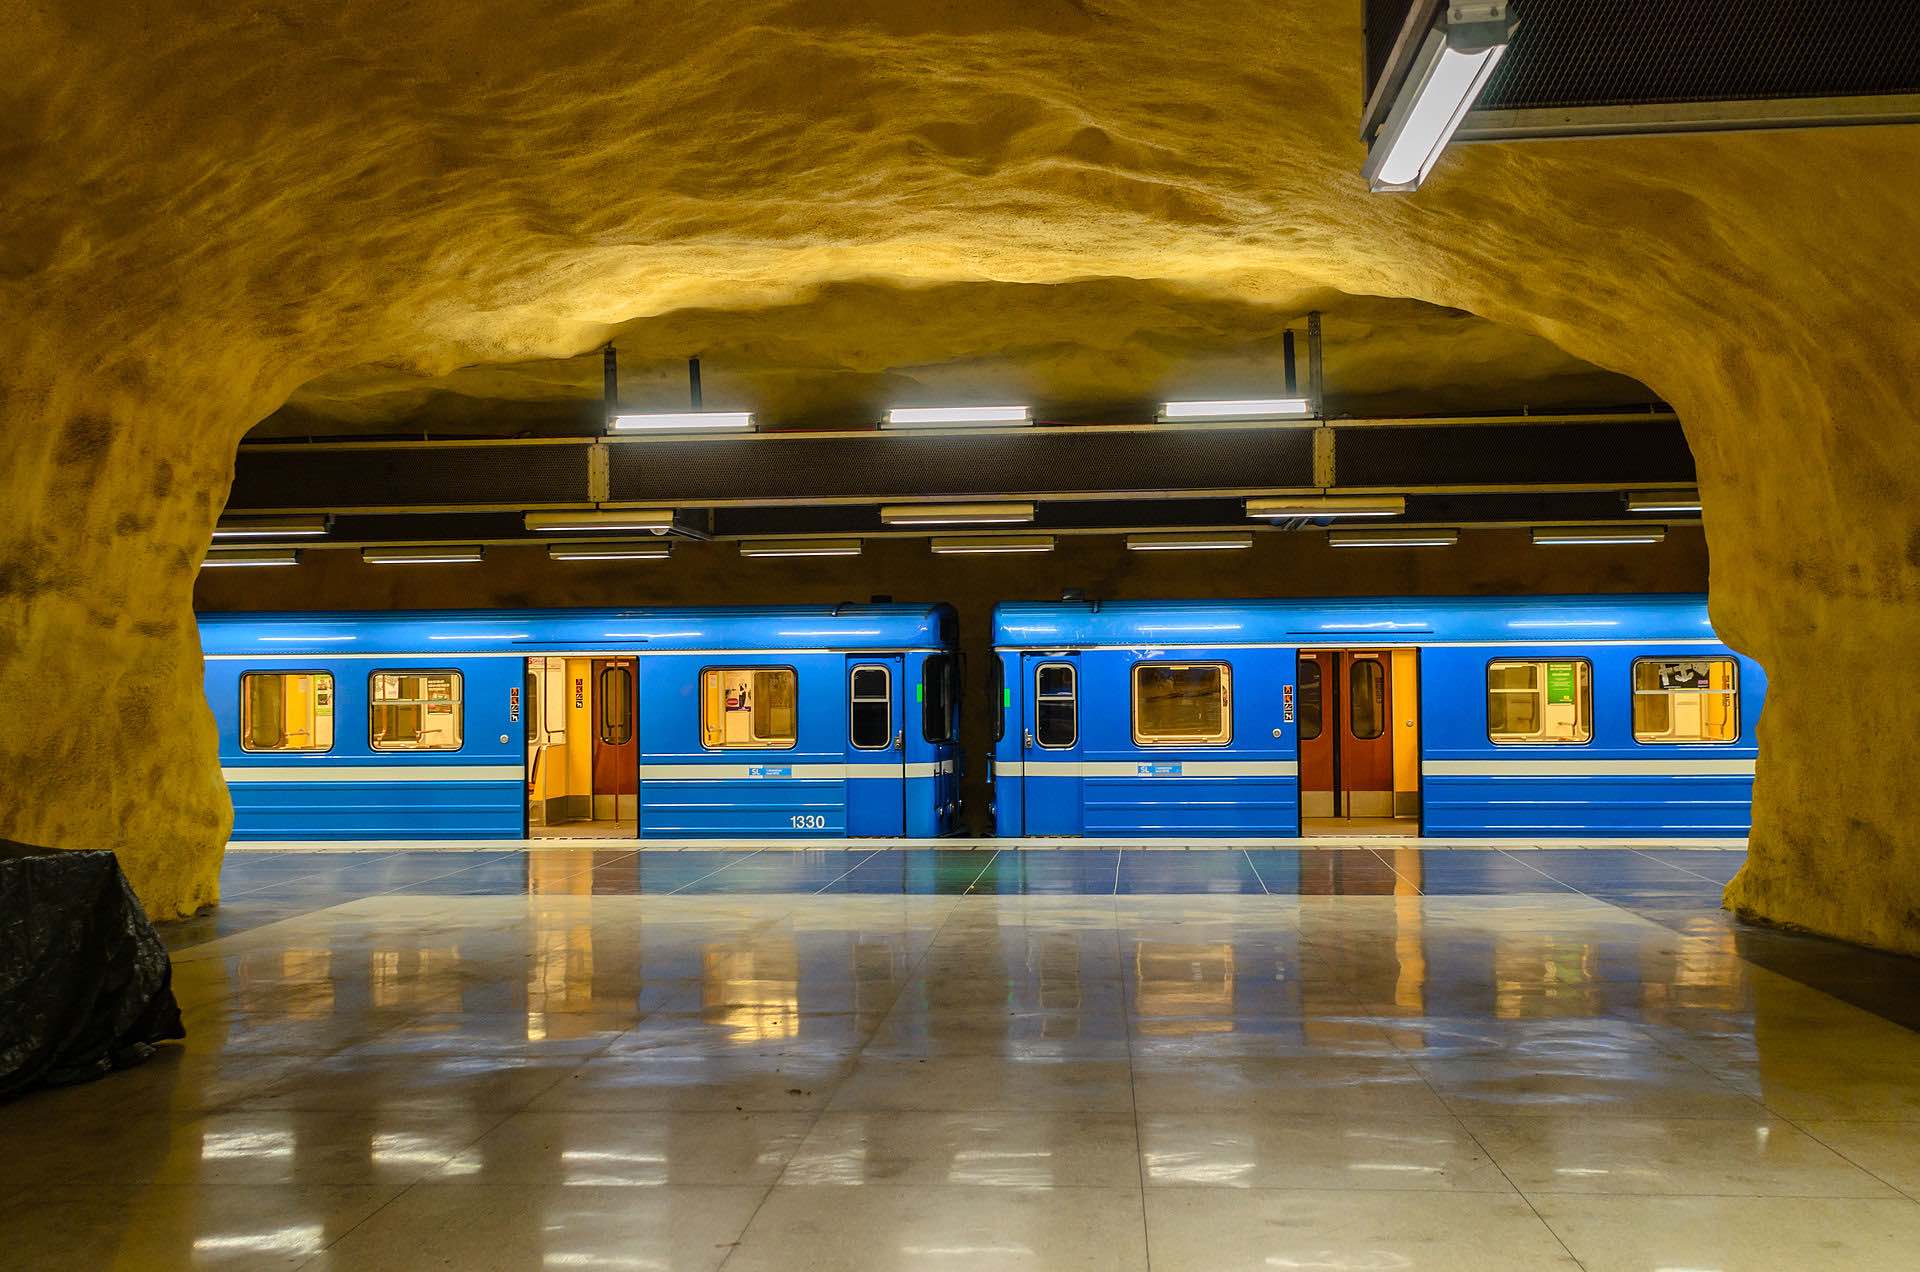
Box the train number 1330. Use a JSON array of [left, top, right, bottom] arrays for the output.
[[790, 815, 826, 830]]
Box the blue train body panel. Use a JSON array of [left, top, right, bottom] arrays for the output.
[[201, 605, 960, 841], [993, 595, 1763, 839]]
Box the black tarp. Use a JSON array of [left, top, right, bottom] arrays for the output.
[[0, 839, 184, 1098]]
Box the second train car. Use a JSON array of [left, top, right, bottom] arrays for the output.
[[201, 604, 962, 841], [991, 594, 1761, 839]]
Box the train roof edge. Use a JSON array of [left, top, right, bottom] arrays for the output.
[[990, 593, 1723, 647]]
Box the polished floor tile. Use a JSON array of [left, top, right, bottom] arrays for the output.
[[1533, 1194, 1920, 1272], [726, 1184, 1151, 1271], [16, 845, 1915, 1267], [1145, 1188, 1581, 1270]]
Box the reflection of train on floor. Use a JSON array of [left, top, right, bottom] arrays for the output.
[[991, 595, 1760, 838], [200, 593, 1761, 842], [202, 605, 963, 840]]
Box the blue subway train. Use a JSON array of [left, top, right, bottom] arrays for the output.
[[991, 594, 1762, 839], [200, 605, 963, 841]]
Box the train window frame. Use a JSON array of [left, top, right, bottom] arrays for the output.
[[1296, 659, 1322, 742], [699, 665, 799, 751], [239, 670, 336, 753], [1348, 657, 1386, 741], [990, 657, 1006, 743], [1033, 661, 1077, 749], [848, 663, 893, 751], [1131, 661, 1233, 747], [1485, 658, 1592, 746], [1631, 656, 1740, 745], [368, 669, 465, 752], [597, 664, 634, 746], [922, 653, 957, 745]]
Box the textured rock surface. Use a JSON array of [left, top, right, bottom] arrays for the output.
[[3, 4, 1917, 938]]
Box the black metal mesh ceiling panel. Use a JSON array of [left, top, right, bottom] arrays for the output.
[[1483, 0, 1920, 110], [1334, 421, 1695, 487], [607, 428, 1318, 504], [228, 442, 590, 511]]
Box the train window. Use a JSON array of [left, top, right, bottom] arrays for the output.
[[1297, 660, 1322, 742], [598, 665, 634, 746], [1633, 657, 1739, 743], [1486, 660, 1591, 744], [922, 653, 956, 744], [850, 664, 892, 750], [1133, 663, 1232, 746], [240, 672, 335, 752], [1349, 658, 1385, 741], [370, 671, 464, 750], [700, 667, 798, 749], [1034, 662, 1076, 748], [991, 658, 1005, 742]]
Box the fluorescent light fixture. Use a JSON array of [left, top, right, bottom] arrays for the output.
[[1625, 489, 1703, 514], [1329, 527, 1459, 548], [361, 545, 485, 564], [1363, 2, 1516, 193], [1126, 532, 1255, 552], [879, 501, 1036, 527], [929, 535, 1055, 555], [547, 540, 672, 562], [882, 405, 1031, 429], [606, 411, 753, 434], [1531, 525, 1667, 546], [211, 515, 329, 539], [1246, 495, 1406, 519], [202, 548, 301, 568], [738, 538, 862, 558], [1157, 398, 1313, 422], [525, 510, 675, 533]]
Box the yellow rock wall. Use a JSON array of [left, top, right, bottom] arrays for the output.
[[2, 4, 1916, 940]]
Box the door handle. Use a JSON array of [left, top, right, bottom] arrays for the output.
[[1024, 730, 1033, 749], [894, 730, 903, 751]]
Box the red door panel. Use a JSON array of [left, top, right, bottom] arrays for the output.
[[1341, 653, 1394, 803], [591, 658, 637, 798]]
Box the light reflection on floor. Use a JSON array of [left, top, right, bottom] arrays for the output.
[[3, 848, 1918, 1269]]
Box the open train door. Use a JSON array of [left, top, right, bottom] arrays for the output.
[[1298, 649, 1420, 836]]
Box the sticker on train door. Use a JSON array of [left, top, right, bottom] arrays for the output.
[[1282, 684, 1294, 722]]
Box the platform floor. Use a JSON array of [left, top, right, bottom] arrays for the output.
[[6, 847, 1920, 1270]]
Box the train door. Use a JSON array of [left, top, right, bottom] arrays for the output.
[[525, 656, 637, 838], [591, 658, 638, 832], [1297, 649, 1420, 836], [1021, 653, 1083, 835], [845, 655, 906, 836]]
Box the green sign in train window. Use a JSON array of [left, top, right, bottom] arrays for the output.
[[1545, 662, 1577, 705]]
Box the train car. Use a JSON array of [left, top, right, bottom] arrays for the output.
[[991, 594, 1763, 839], [200, 604, 962, 842]]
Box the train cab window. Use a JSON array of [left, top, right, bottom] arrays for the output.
[[370, 671, 464, 750], [598, 666, 634, 746], [1296, 660, 1322, 741], [1034, 662, 1076, 748], [240, 672, 335, 752], [1633, 657, 1739, 743], [850, 664, 892, 749], [1133, 663, 1232, 746], [991, 658, 1006, 742], [1486, 660, 1591, 744], [922, 653, 956, 744], [700, 668, 797, 749]]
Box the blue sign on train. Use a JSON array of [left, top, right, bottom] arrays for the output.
[[748, 765, 792, 778], [1137, 762, 1183, 776]]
